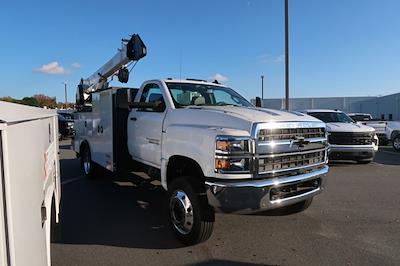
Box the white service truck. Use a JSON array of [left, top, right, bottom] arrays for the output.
[[73, 34, 329, 245], [0, 101, 61, 266]]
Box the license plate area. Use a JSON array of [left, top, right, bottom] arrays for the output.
[[270, 178, 320, 201]]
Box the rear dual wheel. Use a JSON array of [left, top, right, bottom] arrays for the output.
[[80, 144, 98, 178]]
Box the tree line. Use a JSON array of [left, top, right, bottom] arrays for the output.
[[0, 95, 74, 109]]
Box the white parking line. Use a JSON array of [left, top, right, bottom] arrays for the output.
[[61, 176, 84, 185]]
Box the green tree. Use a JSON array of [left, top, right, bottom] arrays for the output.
[[0, 96, 19, 103], [21, 97, 39, 107]]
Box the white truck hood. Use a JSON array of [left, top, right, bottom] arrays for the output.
[[326, 122, 375, 133], [166, 106, 322, 136], [187, 106, 321, 123]]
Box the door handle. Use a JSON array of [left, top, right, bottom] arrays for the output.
[[130, 117, 137, 121]]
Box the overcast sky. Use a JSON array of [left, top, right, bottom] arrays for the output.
[[1, 0, 400, 102]]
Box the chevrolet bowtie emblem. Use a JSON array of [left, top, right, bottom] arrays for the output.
[[290, 136, 310, 148]]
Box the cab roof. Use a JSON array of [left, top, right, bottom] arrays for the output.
[[0, 100, 56, 124], [163, 79, 228, 88], [348, 112, 371, 116], [301, 109, 343, 113]]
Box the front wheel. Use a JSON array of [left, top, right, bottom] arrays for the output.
[[392, 134, 400, 151], [168, 178, 214, 245]]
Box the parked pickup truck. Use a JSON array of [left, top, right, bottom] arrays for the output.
[[73, 79, 329, 244], [385, 121, 400, 151], [302, 109, 379, 163], [349, 113, 400, 151]]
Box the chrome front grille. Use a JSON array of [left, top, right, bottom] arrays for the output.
[[252, 122, 328, 177], [258, 149, 326, 174], [258, 127, 325, 141]]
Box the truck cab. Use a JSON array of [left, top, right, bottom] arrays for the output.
[[74, 79, 329, 244]]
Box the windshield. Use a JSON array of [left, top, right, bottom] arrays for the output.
[[308, 112, 354, 123], [349, 114, 372, 121], [166, 82, 252, 107]]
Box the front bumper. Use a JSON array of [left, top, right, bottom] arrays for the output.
[[328, 144, 376, 161], [205, 166, 328, 214]]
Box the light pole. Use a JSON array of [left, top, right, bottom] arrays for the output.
[[284, 0, 290, 110], [261, 75, 264, 101], [62, 82, 67, 109]]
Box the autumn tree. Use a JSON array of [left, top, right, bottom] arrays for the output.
[[33, 94, 57, 108]]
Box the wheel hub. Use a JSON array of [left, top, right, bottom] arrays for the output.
[[169, 190, 194, 235], [394, 137, 400, 149], [83, 152, 91, 174]]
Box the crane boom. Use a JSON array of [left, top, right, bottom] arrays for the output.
[[76, 34, 146, 106]]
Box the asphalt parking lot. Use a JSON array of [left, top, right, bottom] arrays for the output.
[[52, 140, 400, 266]]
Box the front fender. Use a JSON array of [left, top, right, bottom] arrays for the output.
[[161, 125, 251, 189]]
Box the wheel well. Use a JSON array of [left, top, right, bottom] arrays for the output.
[[391, 130, 400, 140], [167, 155, 205, 191]]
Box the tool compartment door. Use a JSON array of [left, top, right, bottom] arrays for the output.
[[91, 90, 114, 171], [2, 119, 51, 266]]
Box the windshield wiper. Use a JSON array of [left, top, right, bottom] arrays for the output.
[[216, 103, 241, 107]]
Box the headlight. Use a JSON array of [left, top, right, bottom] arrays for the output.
[[215, 136, 250, 153], [215, 136, 252, 173]]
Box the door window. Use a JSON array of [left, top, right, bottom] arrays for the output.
[[139, 84, 166, 112]]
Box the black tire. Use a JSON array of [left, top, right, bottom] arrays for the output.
[[80, 144, 98, 178], [392, 134, 400, 152], [50, 197, 61, 243], [167, 177, 214, 245]]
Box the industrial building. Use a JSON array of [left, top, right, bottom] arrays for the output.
[[256, 92, 400, 121]]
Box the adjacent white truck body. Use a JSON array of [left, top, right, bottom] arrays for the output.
[[73, 34, 329, 245], [0, 101, 61, 266], [385, 121, 400, 151], [349, 112, 400, 151]]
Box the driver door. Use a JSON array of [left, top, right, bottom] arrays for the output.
[[128, 83, 166, 167]]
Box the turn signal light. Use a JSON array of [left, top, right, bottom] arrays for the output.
[[215, 159, 230, 170]]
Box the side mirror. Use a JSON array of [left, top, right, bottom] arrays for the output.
[[255, 97, 262, 107]]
